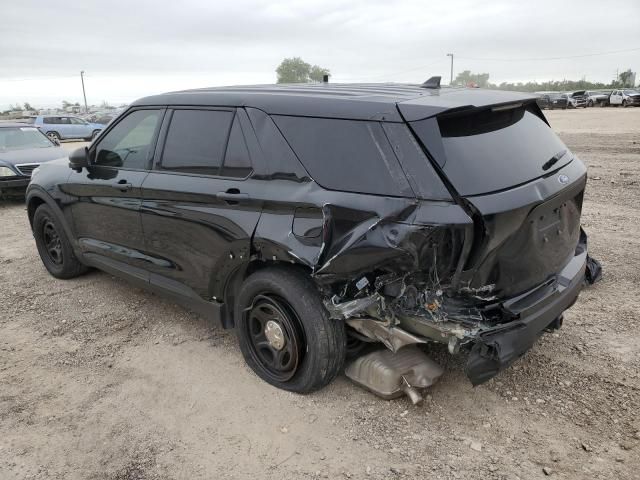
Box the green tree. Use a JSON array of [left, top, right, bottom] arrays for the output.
[[23, 102, 34, 111], [62, 100, 71, 109], [309, 65, 330, 83], [275, 57, 330, 83], [276, 57, 311, 83], [454, 70, 490, 88], [619, 69, 634, 87]]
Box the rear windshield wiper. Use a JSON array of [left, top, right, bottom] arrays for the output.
[[542, 149, 568, 171]]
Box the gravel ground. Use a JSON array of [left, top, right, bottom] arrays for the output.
[[1, 108, 639, 480]]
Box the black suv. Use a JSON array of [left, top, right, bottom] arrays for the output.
[[26, 82, 589, 393]]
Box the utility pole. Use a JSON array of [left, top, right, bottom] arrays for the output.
[[80, 71, 88, 113], [446, 53, 454, 85]]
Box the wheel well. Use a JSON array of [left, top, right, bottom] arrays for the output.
[[222, 260, 313, 329], [27, 196, 46, 227]]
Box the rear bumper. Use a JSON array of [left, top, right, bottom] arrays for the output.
[[465, 237, 587, 385]]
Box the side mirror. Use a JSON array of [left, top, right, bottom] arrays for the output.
[[69, 147, 90, 171]]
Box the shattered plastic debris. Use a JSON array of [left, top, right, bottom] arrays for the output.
[[584, 254, 602, 286]]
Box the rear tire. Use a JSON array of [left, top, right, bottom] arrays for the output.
[[33, 204, 88, 279], [47, 131, 60, 141], [235, 266, 346, 393]]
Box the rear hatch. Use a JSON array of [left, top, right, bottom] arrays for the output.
[[399, 98, 586, 299]]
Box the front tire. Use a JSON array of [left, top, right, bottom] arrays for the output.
[[235, 267, 346, 393], [33, 204, 88, 279], [622, 100, 628, 108]]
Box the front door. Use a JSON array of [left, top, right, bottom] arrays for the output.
[[65, 108, 164, 272]]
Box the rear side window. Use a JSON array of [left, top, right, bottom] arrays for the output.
[[161, 109, 233, 175], [220, 116, 252, 178], [43, 117, 55, 124], [273, 116, 413, 197]]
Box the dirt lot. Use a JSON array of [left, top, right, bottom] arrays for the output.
[[1, 108, 639, 480]]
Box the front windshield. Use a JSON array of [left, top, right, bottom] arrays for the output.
[[623, 90, 639, 95], [0, 127, 54, 151]]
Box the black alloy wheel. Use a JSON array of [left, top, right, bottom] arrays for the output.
[[32, 204, 88, 279], [42, 219, 63, 265]]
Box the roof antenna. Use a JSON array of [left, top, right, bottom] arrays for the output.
[[421, 76, 441, 89], [322, 74, 329, 83]]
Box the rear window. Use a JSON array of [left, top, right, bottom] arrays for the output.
[[273, 116, 413, 197], [411, 105, 571, 196]]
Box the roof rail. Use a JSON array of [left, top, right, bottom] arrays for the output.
[[421, 76, 441, 89]]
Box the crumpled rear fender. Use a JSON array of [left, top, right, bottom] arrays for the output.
[[250, 196, 473, 286]]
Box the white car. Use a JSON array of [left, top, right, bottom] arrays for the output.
[[609, 89, 640, 107]]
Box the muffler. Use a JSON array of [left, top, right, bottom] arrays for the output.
[[345, 346, 444, 404]]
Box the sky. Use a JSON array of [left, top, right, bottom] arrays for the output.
[[1, 0, 639, 109]]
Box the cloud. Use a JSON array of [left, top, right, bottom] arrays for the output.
[[1, 0, 638, 107]]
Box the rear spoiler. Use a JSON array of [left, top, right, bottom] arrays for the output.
[[397, 89, 540, 122]]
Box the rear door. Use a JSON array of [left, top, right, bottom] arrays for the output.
[[70, 117, 92, 138], [140, 107, 261, 300], [56, 117, 76, 139]]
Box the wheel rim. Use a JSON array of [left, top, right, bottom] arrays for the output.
[[244, 294, 304, 382], [47, 132, 58, 140], [42, 219, 63, 265]]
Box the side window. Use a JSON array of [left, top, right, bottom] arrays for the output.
[[70, 117, 86, 125], [160, 109, 234, 175], [220, 116, 252, 178], [59, 117, 71, 125], [94, 109, 162, 169], [43, 117, 54, 124], [273, 116, 413, 197]]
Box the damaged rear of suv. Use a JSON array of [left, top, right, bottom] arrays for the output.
[[27, 80, 590, 398]]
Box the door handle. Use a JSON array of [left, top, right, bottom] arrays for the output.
[[216, 189, 249, 203], [114, 180, 133, 192]]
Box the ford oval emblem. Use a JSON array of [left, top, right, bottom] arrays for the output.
[[558, 174, 569, 185]]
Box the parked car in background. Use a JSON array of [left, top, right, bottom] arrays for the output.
[[88, 112, 121, 125], [585, 91, 610, 107], [0, 123, 65, 197], [536, 94, 552, 109], [546, 93, 569, 109], [609, 89, 640, 107], [27, 82, 591, 396], [566, 91, 587, 108], [27, 115, 103, 142]]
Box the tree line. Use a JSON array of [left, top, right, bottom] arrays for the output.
[[453, 69, 636, 92], [275, 57, 636, 92]]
